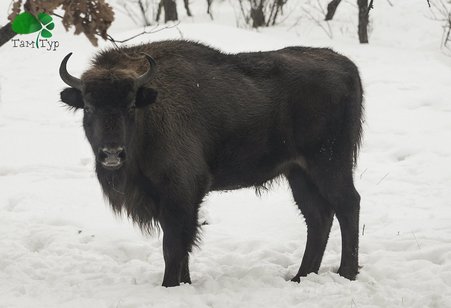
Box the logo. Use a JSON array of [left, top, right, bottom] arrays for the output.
[[11, 12, 59, 51]]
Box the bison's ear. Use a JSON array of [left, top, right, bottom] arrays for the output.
[[60, 87, 84, 110], [136, 87, 158, 108]]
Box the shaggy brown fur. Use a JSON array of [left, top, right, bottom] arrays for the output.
[[60, 40, 363, 287]]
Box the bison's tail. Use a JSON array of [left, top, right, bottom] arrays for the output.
[[351, 71, 364, 168]]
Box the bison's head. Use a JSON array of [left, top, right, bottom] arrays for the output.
[[59, 53, 158, 170]]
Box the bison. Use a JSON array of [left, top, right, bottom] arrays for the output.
[[59, 40, 363, 287]]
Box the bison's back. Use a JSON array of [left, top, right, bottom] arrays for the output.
[[92, 41, 362, 189]]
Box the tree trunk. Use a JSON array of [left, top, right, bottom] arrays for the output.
[[271, 0, 285, 26], [163, 0, 178, 22], [325, 0, 342, 21], [266, 0, 277, 26], [250, 2, 265, 28], [357, 0, 369, 43], [156, 0, 163, 22], [138, 0, 151, 26], [184, 0, 192, 17], [0, 22, 17, 47], [207, 0, 213, 14]]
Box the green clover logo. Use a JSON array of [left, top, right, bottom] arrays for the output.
[[12, 12, 55, 48]]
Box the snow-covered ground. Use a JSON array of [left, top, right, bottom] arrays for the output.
[[1, 1, 450, 307]]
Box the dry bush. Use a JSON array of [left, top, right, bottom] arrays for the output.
[[8, 0, 115, 46]]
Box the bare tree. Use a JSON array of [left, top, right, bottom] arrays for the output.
[[325, 0, 342, 21], [116, 0, 153, 26], [155, 0, 193, 22], [156, 0, 164, 21], [0, 22, 15, 47], [357, 0, 369, 43], [325, 0, 373, 43], [429, 0, 451, 51], [0, 0, 114, 47], [238, 0, 288, 28], [138, 0, 152, 25], [163, 0, 178, 22], [251, 1, 266, 27], [266, 0, 288, 26], [184, 0, 193, 17], [207, 0, 214, 18], [156, 0, 178, 22]]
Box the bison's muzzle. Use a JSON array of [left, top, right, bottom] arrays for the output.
[[98, 146, 126, 170]]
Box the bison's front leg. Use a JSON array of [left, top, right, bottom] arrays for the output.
[[159, 200, 199, 287]]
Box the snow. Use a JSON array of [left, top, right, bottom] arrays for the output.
[[1, 0, 451, 307]]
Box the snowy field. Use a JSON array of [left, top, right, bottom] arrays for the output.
[[1, 1, 451, 307]]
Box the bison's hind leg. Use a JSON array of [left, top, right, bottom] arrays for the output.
[[304, 153, 361, 280], [286, 166, 335, 282]]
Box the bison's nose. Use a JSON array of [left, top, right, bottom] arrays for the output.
[[98, 147, 126, 169]]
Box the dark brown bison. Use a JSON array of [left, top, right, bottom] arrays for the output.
[[59, 40, 363, 287]]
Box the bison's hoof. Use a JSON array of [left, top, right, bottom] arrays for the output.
[[162, 280, 180, 288], [180, 276, 192, 284], [337, 267, 358, 280]]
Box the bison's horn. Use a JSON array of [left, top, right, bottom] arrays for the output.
[[136, 53, 157, 87], [59, 53, 82, 89]]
